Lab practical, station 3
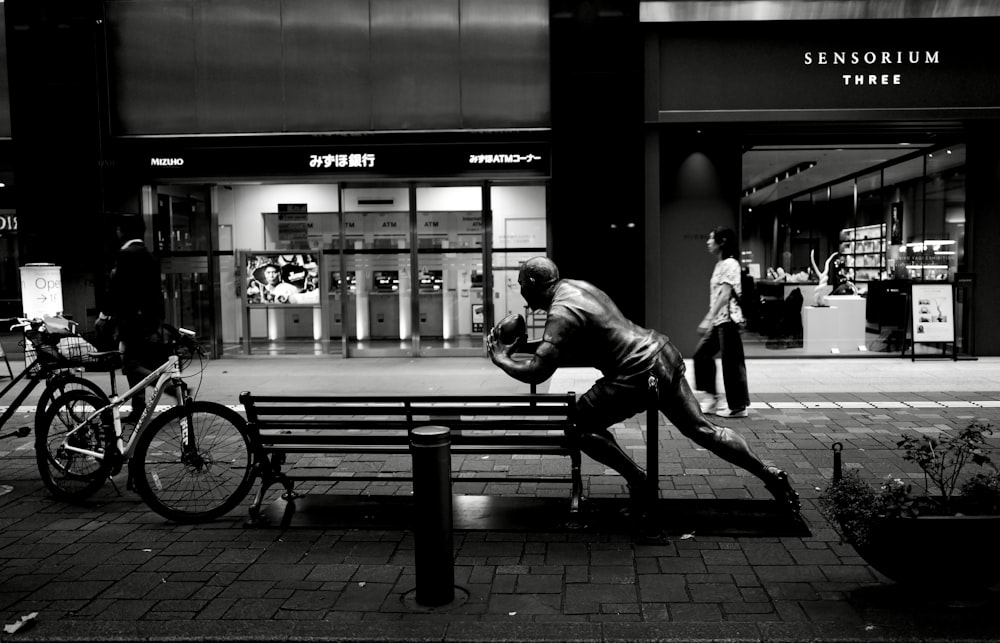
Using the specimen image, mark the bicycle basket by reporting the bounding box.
[22,330,62,377]
[57,335,104,369]
[22,332,102,375]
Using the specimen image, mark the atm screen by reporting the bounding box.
[373,270,399,292]
[330,271,357,293]
[419,270,443,292]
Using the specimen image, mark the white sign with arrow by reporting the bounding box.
[20,263,64,320]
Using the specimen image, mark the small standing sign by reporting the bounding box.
[907,283,957,361]
[19,263,63,320]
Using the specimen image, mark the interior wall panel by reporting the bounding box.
[194,0,284,133]
[460,0,550,128]
[283,0,372,131]
[371,0,461,130]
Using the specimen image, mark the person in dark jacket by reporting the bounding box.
[487,256,799,520]
[96,214,166,423]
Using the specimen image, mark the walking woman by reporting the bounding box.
[694,226,750,418]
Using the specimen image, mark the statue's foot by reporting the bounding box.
[764,467,800,514]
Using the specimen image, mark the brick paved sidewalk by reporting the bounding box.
[2,390,1000,642]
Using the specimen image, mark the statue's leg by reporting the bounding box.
[573,429,647,489]
[572,383,648,500]
[660,375,799,513]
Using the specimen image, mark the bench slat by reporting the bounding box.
[241,393,574,404]
[246,406,572,417]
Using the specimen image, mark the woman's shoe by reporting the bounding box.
[716,407,748,418]
[699,395,722,415]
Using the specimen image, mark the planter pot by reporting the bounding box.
[854,514,1000,593]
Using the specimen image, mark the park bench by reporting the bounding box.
[238,391,582,526]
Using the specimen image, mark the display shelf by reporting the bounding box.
[839,223,886,282]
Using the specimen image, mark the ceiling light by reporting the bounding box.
[742,161,816,198]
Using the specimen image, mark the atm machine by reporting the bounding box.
[328,271,357,338]
[417,270,444,338]
[369,270,400,339]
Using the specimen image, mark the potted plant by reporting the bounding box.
[819,420,1000,595]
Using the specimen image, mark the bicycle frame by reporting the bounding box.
[56,354,190,464]
[0,357,46,437]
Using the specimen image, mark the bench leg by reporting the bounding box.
[569,449,584,514]
[244,461,295,528]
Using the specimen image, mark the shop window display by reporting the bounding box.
[740,143,966,357]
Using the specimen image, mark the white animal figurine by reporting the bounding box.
[810,250,838,307]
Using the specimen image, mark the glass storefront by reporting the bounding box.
[740,142,967,357]
[146,180,549,358]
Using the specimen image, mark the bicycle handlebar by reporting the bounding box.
[4,315,78,336]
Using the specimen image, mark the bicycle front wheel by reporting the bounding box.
[130,401,255,523]
[35,389,115,501]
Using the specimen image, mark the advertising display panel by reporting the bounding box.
[244,252,320,305]
[911,284,954,344]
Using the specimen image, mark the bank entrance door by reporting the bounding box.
[151,187,220,357]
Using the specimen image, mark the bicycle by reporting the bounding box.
[34,324,256,522]
[0,315,118,442]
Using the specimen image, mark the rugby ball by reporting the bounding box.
[494,313,527,344]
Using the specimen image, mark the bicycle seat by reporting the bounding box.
[88,350,120,358]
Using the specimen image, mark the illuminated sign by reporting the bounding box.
[468,153,542,165]
[308,153,376,169]
[134,143,550,178]
[803,50,940,86]
[650,19,1000,121]
[0,214,17,231]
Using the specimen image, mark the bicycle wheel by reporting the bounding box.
[35,389,115,501]
[35,374,109,435]
[130,401,256,523]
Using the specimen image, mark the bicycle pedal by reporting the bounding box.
[16,426,30,438]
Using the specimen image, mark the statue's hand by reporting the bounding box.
[486,326,525,364]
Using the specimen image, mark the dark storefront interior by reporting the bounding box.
[739,140,967,357]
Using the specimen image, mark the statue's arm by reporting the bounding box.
[488,314,571,385]
[489,341,559,385]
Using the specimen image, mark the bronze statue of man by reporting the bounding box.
[487,256,799,516]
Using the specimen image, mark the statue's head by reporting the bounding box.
[518,256,560,311]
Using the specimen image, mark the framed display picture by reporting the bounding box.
[243,251,321,305]
[890,201,903,246]
[909,283,956,360]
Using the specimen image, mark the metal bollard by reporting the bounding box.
[832,442,843,482]
[409,425,455,607]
